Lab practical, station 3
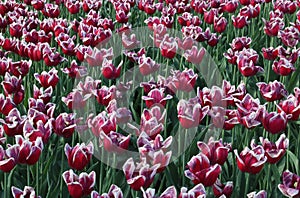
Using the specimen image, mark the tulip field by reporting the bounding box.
[1,0,300,197]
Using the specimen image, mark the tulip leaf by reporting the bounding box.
[287,150,299,175]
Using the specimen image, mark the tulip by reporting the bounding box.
[234,143,267,174]
[91,184,123,198]
[0,145,18,172]
[101,59,122,79]
[87,112,116,137]
[278,26,300,48]
[232,14,249,29]
[138,55,160,76]
[11,186,41,198]
[230,37,252,51]
[177,98,209,128]
[34,68,59,89]
[93,85,116,106]
[142,88,173,108]
[247,190,267,198]
[1,108,26,136]
[16,136,43,165]
[172,68,198,92]
[261,109,288,134]
[177,36,194,50]
[62,60,87,78]
[262,47,278,60]
[213,179,234,198]
[256,80,288,102]
[159,36,177,59]
[278,94,300,121]
[106,100,132,124]
[85,47,114,67]
[203,9,218,25]
[185,153,221,186]
[23,119,52,144]
[42,3,60,18]
[0,94,15,116]
[99,131,130,153]
[138,133,172,172]
[63,170,96,198]
[259,134,288,164]
[122,33,140,49]
[214,16,227,33]
[142,186,177,198]
[64,142,93,170]
[278,170,300,198]
[179,183,206,198]
[184,46,205,65]
[33,85,53,104]
[197,138,231,165]
[222,0,238,13]
[123,158,159,190]
[237,55,264,77]
[129,106,165,138]
[272,58,296,76]
[263,18,284,37]
[53,113,78,138]
[65,0,81,14]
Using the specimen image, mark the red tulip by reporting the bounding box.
[91,184,123,198]
[234,143,267,174]
[138,55,160,76]
[222,0,238,13]
[93,85,116,106]
[263,18,284,37]
[142,88,172,108]
[62,90,88,110]
[203,9,218,25]
[65,0,81,14]
[259,134,288,164]
[1,108,26,136]
[214,16,227,33]
[123,158,159,190]
[85,47,113,67]
[213,179,234,198]
[101,59,122,79]
[179,183,206,198]
[34,68,59,88]
[11,186,41,198]
[53,113,78,138]
[16,135,43,165]
[197,138,231,165]
[62,60,87,78]
[247,190,267,198]
[185,153,221,186]
[230,37,252,51]
[278,94,300,121]
[129,106,165,138]
[278,170,300,198]
[31,0,45,10]
[236,94,261,129]
[63,170,96,198]
[262,47,278,60]
[232,14,249,29]
[138,133,172,173]
[184,46,205,65]
[261,109,288,134]
[0,95,15,116]
[99,131,130,153]
[87,111,116,137]
[64,142,93,170]
[0,145,18,172]
[142,186,177,198]
[159,36,178,59]
[272,58,296,76]
[256,80,288,102]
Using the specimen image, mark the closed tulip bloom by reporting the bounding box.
[138,55,160,76]
[262,47,278,60]
[278,170,300,198]
[1,108,26,136]
[101,59,122,79]
[234,143,267,174]
[261,109,288,134]
[64,142,93,170]
[214,16,227,33]
[185,153,222,186]
[63,170,96,198]
[184,46,206,65]
[53,113,78,138]
[232,14,249,29]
